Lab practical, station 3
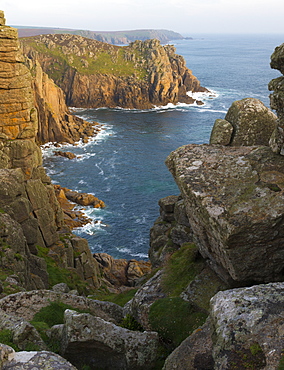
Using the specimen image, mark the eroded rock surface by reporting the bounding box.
[166,144,284,285]
[210,282,284,369]
[61,309,159,370]
[210,98,277,146]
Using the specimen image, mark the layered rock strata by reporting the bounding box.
[21,35,208,109]
[0,11,100,291]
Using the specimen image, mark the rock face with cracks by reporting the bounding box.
[166,144,284,285]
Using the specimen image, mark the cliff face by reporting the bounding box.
[25,54,99,144]
[0,11,99,292]
[21,35,207,109]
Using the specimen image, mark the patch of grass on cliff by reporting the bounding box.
[24,39,147,79]
[90,288,138,307]
[36,245,94,295]
[161,243,204,296]
[0,329,20,351]
[149,297,207,350]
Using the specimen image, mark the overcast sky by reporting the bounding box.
[2,0,284,34]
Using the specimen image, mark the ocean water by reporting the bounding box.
[42,34,284,260]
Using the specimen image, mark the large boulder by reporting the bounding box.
[210,282,284,369]
[210,98,277,146]
[0,290,123,323]
[61,309,159,370]
[166,144,284,285]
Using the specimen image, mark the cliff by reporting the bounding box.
[21,34,207,109]
[0,10,100,294]
[25,54,100,144]
[17,28,185,45]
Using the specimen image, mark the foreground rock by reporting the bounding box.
[166,144,284,285]
[21,35,208,109]
[210,98,277,146]
[0,290,123,323]
[0,345,77,370]
[60,309,159,369]
[210,282,284,369]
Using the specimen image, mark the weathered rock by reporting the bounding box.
[94,252,151,288]
[1,347,77,369]
[0,290,123,323]
[24,55,101,145]
[124,270,166,329]
[210,118,234,145]
[181,266,229,313]
[210,282,284,369]
[149,196,193,267]
[166,144,284,285]
[21,35,208,109]
[54,151,76,159]
[61,309,159,370]
[163,318,213,370]
[210,98,277,147]
[64,188,105,208]
[0,308,46,350]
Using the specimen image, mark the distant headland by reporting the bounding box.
[12,26,191,44]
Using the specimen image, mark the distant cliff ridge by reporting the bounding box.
[21,34,207,109]
[16,27,185,45]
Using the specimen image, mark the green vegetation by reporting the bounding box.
[30,301,91,353]
[149,297,207,349]
[90,288,137,307]
[278,350,284,370]
[161,243,204,296]
[37,245,94,295]
[23,38,147,82]
[0,329,20,351]
[120,314,144,332]
[148,243,207,357]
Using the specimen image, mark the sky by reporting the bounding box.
[2,0,284,35]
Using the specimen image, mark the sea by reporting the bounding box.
[42,33,284,260]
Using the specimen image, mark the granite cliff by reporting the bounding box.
[21,34,207,109]
[0,10,100,295]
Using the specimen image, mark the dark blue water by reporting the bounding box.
[42,34,284,259]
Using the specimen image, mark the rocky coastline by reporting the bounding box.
[1,8,284,369]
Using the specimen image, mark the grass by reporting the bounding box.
[30,300,91,353]
[23,38,147,81]
[0,329,20,351]
[148,297,207,350]
[161,243,204,296]
[36,245,94,295]
[90,288,137,307]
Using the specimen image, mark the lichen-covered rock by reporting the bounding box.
[166,144,284,285]
[210,99,276,147]
[209,118,234,145]
[163,318,213,370]
[1,348,77,369]
[149,195,193,267]
[210,282,284,369]
[0,290,123,323]
[124,270,166,329]
[61,309,159,370]
[0,309,46,350]
[21,35,207,109]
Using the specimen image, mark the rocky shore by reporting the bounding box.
[1,8,284,369]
